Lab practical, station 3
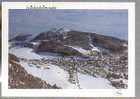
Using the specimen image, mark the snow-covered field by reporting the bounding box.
[9,47,41,59]
[20,62,114,89]
[21,62,78,89]
[78,73,114,89]
[9,47,62,60]
[10,46,115,89]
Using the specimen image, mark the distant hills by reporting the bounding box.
[10,28,128,56]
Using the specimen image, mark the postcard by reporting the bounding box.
[2,2,135,97]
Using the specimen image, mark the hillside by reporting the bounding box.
[9,28,128,89]
[31,29,127,54]
[9,54,60,89]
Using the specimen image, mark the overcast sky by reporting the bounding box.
[9,9,128,40]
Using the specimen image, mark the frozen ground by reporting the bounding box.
[9,47,62,60]
[10,47,115,89]
[9,47,41,59]
[21,62,78,89]
[78,73,114,89]
[20,61,114,89]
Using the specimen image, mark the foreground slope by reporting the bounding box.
[9,53,60,89]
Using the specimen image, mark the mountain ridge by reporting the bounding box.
[10,28,128,56]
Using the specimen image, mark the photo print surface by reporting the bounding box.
[2,2,135,97]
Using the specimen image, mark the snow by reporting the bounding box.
[78,73,114,89]
[20,61,114,89]
[20,62,78,89]
[68,46,90,55]
[67,45,100,56]
[88,36,100,52]
[31,42,40,46]
[9,47,41,59]
[9,47,62,60]
[90,44,100,52]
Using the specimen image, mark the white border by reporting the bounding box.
[2,2,135,97]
